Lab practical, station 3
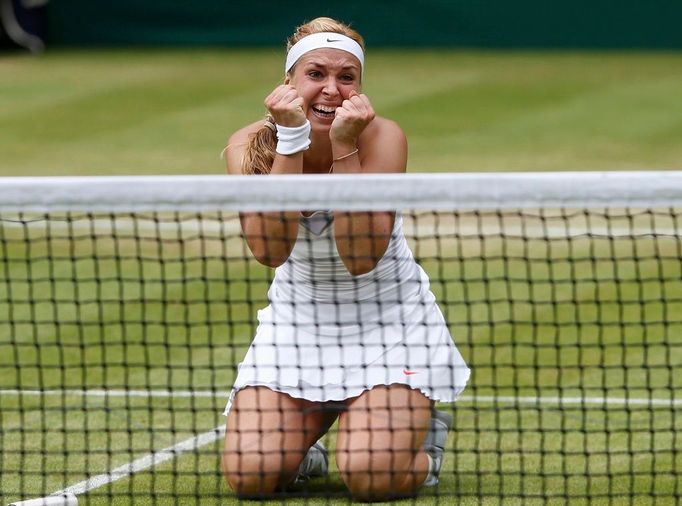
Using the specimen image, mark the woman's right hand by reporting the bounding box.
[264,85,306,127]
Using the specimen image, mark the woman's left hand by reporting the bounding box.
[330,90,375,147]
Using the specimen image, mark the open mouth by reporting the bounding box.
[312,105,336,119]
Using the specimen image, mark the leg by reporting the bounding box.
[336,384,432,501]
[222,386,336,497]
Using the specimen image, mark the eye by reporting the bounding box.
[340,74,355,82]
[308,70,323,78]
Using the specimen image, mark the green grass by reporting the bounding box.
[0,49,681,175]
[1,49,682,504]
[2,211,681,504]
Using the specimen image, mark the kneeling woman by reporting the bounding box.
[221,16,470,500]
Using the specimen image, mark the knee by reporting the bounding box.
[221,451,282,497]
[338,453,417,501]
[342,471,390,501]
[341,469,410,502]
[222,446,308,497]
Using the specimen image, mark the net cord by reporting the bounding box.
[0,171,681,212]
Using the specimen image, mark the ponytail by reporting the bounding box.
[241,116,277,175]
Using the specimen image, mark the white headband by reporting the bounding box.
[285,32,364,76]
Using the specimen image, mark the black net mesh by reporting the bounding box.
[1,207,680,505]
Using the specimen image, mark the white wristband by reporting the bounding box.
[276,120,311,155]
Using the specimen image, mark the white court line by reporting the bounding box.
[0,388,224,398]
[4,386,680,501]
[55,424,225,496]
[3,213,680,239]
[1,387,681,407]
[461,394,682,407]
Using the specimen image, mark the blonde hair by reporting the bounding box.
[241,17,364,175]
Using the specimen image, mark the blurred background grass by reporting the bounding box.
[2,3,682,504]
[1,48,681,176]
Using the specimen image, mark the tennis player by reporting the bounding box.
[221,17,470,500]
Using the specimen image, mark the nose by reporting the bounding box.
[322,77,340,98]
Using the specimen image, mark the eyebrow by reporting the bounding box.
[303,60,359,71]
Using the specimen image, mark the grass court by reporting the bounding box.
[1,49,682,504]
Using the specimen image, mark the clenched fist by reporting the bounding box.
[264,85,307,127]
[330,90,375,146]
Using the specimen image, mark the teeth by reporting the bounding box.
[314,105,335,113]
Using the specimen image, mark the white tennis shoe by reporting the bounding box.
[423,408,453,487]
[295,440,329,482]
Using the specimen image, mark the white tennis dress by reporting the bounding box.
[224,212,470,413]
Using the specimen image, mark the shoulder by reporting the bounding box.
[358,116,407,174]
[363,116,406,145]
[223,120,264,175]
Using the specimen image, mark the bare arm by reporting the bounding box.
[330,92,408,276]
[226,85,309,267]
[226,139,301,267]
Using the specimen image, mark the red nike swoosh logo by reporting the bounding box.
[402,369,419,376]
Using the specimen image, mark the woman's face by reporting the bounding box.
[287,48,362,131]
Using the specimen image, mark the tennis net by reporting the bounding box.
[1,172,681,505]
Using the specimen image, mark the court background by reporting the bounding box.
[1,0,682,177]
[1,2,682,505]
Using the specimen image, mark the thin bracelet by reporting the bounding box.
[333,148,359,162]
